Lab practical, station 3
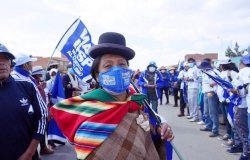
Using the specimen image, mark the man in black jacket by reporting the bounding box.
[0,43,47,160]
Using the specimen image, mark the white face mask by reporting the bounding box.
[160,70,166,73]
[51,75,56,81]
[148,66,156,72]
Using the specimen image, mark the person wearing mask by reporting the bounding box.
[198,61,220,137]
[0,44,47,160]
[158,66,171,105]
[62,64,82,98]
[50,32,174,160]
[185,58,199,122]
[216,59,238,146]
[46,68,57,95]
[138,61,163,113]
[177,62,189,117]
[169,67,179,107]
[45,61,59,81]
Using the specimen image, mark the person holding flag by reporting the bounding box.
[51,32,174,160]
[216,58,238,145]
[138,61,163,113]
[227,54,250,160]
[198,60,220,137]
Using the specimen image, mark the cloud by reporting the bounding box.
[0,0,249,70]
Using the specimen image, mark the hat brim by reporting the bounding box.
[89,43,135,60]
[242,59,250,65]
[159,68,167,70]
[197,65,213,70]
[48,62,59,67]
[241,55,250,65]
[30,57,37,62]
[32,70,45,75]
[0,52,15,59]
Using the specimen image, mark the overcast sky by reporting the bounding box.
[1,0,249,70]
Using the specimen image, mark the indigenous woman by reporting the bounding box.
[51,32,174,160]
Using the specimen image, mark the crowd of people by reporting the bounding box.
[0,44,97,159]
[131,51,250,160]
[1,32,250,160]
[0,32,174,160]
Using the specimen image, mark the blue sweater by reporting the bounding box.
[0,76,47,160]
[137,70,163,99]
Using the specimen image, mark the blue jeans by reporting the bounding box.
[204,93,220,134]
[199,93,205,122]
[150,99,158,113]
[234,108,249,155]
[247,113,250,144]
[208,93,220,134]
[220,102,233,138]
[203,94,212,129]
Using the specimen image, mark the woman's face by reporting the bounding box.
[96,54,128,80]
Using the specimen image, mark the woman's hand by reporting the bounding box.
[157,123,174,141]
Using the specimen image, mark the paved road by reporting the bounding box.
[41,96,240,160]
[157,99,239,160]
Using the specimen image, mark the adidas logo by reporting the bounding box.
[20,98,28,106]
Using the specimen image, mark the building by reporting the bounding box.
[184,53,218,64]
[33,56,69,72]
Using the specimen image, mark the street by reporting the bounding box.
[41,96,240,160]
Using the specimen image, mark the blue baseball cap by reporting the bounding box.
[0,43,15,59]
[148,61,157,67]
[241,54,250,65]
[198,60,213,70]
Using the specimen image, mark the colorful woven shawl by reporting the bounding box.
[50,89,146,159]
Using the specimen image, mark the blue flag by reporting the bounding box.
[57,18,94,82]
[48,72,67,143]
[144,107,173,160]
[203,71,242,127]
[203,71,233,89]
[51,72,65,103]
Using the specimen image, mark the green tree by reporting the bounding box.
[225,46,235,57]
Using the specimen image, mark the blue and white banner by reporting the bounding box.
[57,18,94,82]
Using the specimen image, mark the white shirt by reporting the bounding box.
[232,73,247,108]
[177,70,188,89]
[201,70,217,93]
[217,70,237,102]
[237,67,250,112]
[187,66,199,89]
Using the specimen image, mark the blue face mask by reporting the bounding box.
[68,68,74,74]
[188,63,194,68]
[98,66,132,95]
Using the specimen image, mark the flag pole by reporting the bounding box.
[130,81,184,160]
[45,17,81,72]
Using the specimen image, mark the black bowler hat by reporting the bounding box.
[88,32,135,60]
[198,61,213,70]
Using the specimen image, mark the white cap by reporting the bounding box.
[14,53,37,66]
[217,58,231,65]
[32,66,45,75]
[183,61,189,66]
